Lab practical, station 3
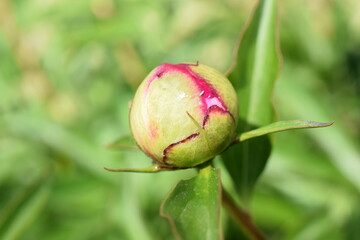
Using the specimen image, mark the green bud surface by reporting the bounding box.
[130,63,238,168]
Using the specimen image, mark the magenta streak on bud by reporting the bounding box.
[146,63,228,114]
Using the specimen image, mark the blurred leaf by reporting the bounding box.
[116,42,147,90]
[105,135,138,150]
[160,165,221,240]
[222,0,280,202]
[344,208,360,240]
[277,65,360,192]
[0,180,51,240]
[238,120,334,142]
[3,113,118,184]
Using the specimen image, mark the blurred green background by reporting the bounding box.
[1,0,359,239]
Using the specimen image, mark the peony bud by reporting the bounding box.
[129,63,238,168]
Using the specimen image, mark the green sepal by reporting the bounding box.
[104,163,186,173]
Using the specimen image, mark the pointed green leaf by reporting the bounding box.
[222,0,280,202]
[105,135,138,150]
[238,120,335,142]
[160,165,221,240]
[226,0,280,128]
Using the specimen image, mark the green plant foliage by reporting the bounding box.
[160,165,221,240]
[0,0,359,239]
[0,181,51,240]
[221,0,280,202]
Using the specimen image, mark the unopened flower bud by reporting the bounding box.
[130,63,238,168]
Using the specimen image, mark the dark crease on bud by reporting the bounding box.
[162,132,200,164]
[162,106,235,164]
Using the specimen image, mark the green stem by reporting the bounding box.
[222,188,266,240]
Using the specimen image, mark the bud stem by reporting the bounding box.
[222,187,266,240]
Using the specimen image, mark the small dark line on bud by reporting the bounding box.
[162,133,200,164]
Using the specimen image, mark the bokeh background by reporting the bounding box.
[1,0,360,239]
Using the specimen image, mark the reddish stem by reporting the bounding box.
[222,188,266,240]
